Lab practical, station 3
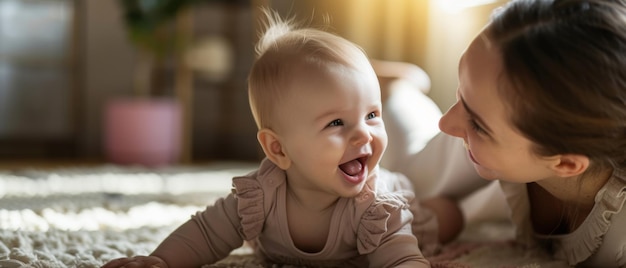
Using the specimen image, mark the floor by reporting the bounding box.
[0,159,105,170]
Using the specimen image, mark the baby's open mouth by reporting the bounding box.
[339,156,368,184]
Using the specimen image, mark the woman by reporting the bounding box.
[409,0,626,266]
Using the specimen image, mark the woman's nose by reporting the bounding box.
[438,102,466,139]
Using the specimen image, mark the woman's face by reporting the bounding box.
[438,30,558,183]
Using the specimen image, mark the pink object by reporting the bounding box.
[104,98,181,167]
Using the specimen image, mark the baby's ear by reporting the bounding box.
[257,128,291,170]
[551,154,589,177]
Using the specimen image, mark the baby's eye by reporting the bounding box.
[366,112,377,120]
[328,119,343,127]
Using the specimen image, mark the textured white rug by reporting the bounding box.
[0,164,569,268]
[0,163,256,268]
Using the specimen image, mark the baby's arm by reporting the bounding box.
[101,194,244,268]
[101,220,215,268]
[101,255,166,268]
[366,205,430,268]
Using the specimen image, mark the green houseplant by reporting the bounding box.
[119,0,201,96]
[105,0,245,166]
[104,0,199,167]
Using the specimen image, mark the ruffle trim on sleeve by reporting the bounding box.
[232,176,265,241]
[357,193,408,254]
[553,169,626,265]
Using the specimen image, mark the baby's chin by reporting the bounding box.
[342,184,368,199]
[342,188,365,199]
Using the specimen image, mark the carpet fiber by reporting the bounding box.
[0,164,568,267]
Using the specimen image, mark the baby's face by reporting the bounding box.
[274,62,387,198]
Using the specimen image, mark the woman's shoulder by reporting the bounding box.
[542,168,626,266]
[588,168,626,228]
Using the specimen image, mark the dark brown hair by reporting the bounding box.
[488,0,626,171]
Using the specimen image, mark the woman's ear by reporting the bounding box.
[551,154,589,177]
[257,128,291,170]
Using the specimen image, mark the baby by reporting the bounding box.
[102,9,445,268]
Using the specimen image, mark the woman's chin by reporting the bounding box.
[473,164,499,181]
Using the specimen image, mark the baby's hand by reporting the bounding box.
[101,255,167,268]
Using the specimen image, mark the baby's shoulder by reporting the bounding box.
[231,159,286,240]
[352,186,413,254]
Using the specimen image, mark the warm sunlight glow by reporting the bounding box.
[437,0,499,13]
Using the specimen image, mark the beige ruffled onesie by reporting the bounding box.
[156,159,437,267]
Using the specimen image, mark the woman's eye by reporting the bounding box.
[469,119,486,134]
[366,112,377,120]
[328,119,343,127]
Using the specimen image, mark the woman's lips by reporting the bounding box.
[468,150,479,164]
[463,140,479,165]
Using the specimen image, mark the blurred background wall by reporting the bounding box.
[0,0,504,164]
[277,0,504,111]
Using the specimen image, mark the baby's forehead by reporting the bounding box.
[260,51,377,104]
[285,60,374,92]
[292,57,373,75]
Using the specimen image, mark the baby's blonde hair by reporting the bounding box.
[248,9,373,130]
